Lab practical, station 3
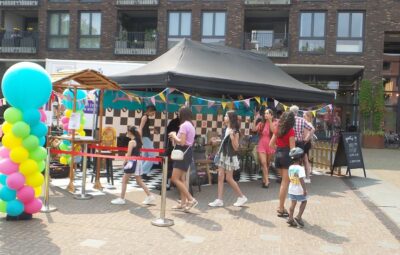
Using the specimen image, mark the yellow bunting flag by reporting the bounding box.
[312,111,316,117]
[221,101,227,109]
[183,93,191,102]
[283,105,288,111]
[134,96,141,104]
[159,92,166,102]
[255,96,261,104]
[262,101,268,107]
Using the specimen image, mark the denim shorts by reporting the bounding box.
[289,194,307,202]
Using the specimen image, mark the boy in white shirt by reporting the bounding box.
[287,147,307,227]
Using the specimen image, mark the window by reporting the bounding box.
[201,11,226,45]
[336,12,364,53]
[168,12,191,48]
[48,12,70,49]
[299,12,326,53]
[79,12,101,49]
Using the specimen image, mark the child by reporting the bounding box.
[111,126,155,205]
[287,147,307,227]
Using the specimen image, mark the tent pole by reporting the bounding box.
[163,88,169,152]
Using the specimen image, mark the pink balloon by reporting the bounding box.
[24,198,42,214]
[61,117,69,124]
[62,123,69,130]
[39,109,47,122]
[6,172,25,190]
[0,147,10,158]
[0,158,19,175]
[17,186,35,204]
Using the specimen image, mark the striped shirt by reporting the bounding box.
[294,116,313,142]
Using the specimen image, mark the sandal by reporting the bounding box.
[277,209,289,217]
[294,217,304,227]
[172,203,186,210]
[287,219,298,227]
[184,199,198,212]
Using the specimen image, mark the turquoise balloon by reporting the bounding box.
[30,122,48,137]
[1,62,52,110]
[62,140,71,146]
[62,89,87,110]
[29,147,47,161]
[0,174,7,185]
[38,136,46,147]
[0,187,17,201]
[23,109,41,126]
[12,121,31,138]
[4,107,22,124]
[6,200,24,216]
[22,135,39,151]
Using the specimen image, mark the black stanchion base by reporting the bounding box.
[6,213,33,221]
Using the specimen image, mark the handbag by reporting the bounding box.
[171,146,191,161]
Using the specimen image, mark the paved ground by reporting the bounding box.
[1,149,400,255]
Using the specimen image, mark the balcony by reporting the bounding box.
[244,32,288,58]
[116,0,158,5]
[115,31,157,55]
[244,0,290,4]
[0,30,37,54]
[0,0,39,6]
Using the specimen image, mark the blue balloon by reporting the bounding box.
[23,109,41,126]
[62,89,87,110]
[31,122,48,137]
[38,136,46,146]
[0,186,17,201]
[0,174,7,186]
[1,62,52,110]
[6,200,24,216]
[63,140,71,146]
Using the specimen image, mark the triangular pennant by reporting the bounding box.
[168,88,175,94]
[262,101,268,107]
[183,93,191,102]
[208,101,215,108]
[255,96,261,104]
[283,105,288,111]
[159,92,166,102]
[150,96,156,105]
[244,99,250,108]
[274,99,279,107]
[134,96,141,104]
[312,111,316,117]
[234,101,240,109]
[221,102,227,109]
[327,104,333,110]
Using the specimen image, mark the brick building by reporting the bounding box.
[0,0,399,133]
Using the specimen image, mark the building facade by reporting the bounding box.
[0,0,399,133]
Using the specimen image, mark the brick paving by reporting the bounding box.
[1,171,400,255]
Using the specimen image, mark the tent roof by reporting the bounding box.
[110,39,334,103]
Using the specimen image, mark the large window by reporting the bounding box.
[336,12,364,53]
[201,11,226,45]
[48,12,70,49]
[299,12,325,53]
[79,12,101,49]
[168,12,191,48]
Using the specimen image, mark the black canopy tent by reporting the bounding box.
[110,39,334,103]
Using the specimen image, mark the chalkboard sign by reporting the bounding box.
[332,132,366,177]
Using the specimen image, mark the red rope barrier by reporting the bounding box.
[50,149,163,163]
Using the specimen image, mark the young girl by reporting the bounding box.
[111,126,155,205]
[209,110,247,207]
[303,111,315,183]
[252,108,275,188]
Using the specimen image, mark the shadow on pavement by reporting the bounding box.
[171,212,223,231]
[300,223,350,244]
[224,207,276,228]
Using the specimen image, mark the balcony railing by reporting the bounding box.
[0,0,39,6]
[115,31,157,55]
[244,32,289,58]
[244,0,290,5]
[116,0,158,5]
[0,31,37,54]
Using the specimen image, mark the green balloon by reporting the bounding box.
[0,200,6,213]
[29,146,47,161]
[12,121,31,138]
[59,143,69,151]
[22,135,39,151]
[38,160,46,172]
[4,107,22,124]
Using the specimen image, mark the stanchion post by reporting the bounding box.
[74,143,93,200]
[41,147,57,213]
[151,156,174,227]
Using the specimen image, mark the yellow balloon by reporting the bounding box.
[2,133,22,149]
[34,186,42,198]
[26,172,44,187]
[10,146,29,163]
[79,131,86,137]
[19,159,39,176]
[2,121,12,134]
[60,156,68,165]
[65,109,72,118]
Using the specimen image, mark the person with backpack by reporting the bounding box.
[209,110,247,207]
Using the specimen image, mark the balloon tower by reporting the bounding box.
[0,62,52,217]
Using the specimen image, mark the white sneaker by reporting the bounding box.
[311,170,322,176]
[304,178,311,184]
[142,195,156,205]
[208,199,224,207]
[233,196,248,207]
[111,198,126,205]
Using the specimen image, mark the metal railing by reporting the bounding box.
[0,0,39,6]
[0,31,37,54]
[244,0,290,5]
[116,0,158,5]
[114,31,157,55]
[243,32,289,58]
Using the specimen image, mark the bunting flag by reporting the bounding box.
[168,88,176,94]
[221,101,227,109]
[183,93,191,102]
[159,92,166,102]
[244,99,250,108]
[327,104,333,110]
[150,96,156,105]
[312,111,317,117]
[283,105,288,111]
[208,100,215,108]
[274,99,279,107]
[234,101,240,109]
[262,101,268,107]
[134,96,141,104]
[255,96,261,104]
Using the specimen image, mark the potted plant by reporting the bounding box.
[359,79,385,148]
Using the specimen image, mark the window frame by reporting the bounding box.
[167,11,192,38]
[78,11,102,50]
[298,11,327,54]
[336,11,365,54]
[47,11,70,50]
[201,11,227,39]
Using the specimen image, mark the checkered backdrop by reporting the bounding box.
[103,109,253,149]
